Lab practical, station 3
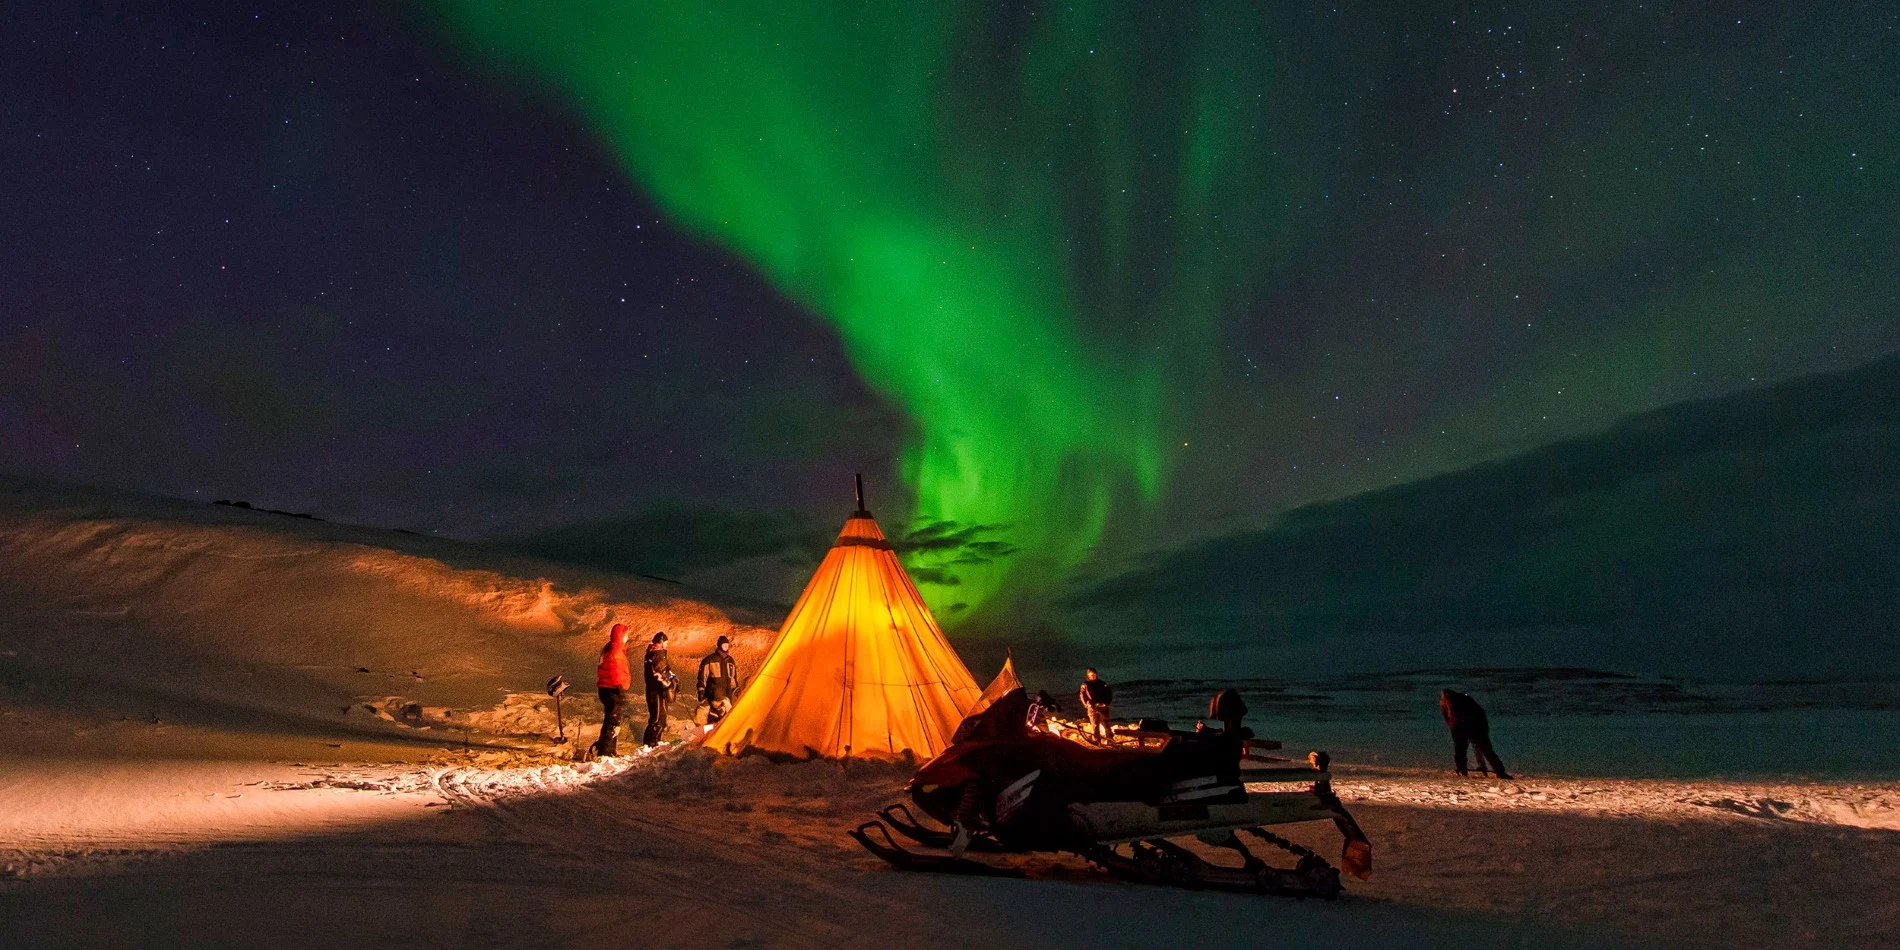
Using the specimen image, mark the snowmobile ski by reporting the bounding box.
[847,820,1023,877]
[1084,835,1339,899]
[877,804,1006,853]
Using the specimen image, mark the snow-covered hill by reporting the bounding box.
[1068,352,1900,680]
[0,477,776,758]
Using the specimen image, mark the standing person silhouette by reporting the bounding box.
[696,635,742,724]
[1078,668,1114,744]
[641,632,674,747]
[592,623,631,757]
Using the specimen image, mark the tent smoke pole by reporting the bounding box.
[854,473,866,513]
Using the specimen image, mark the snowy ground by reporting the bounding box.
[3,741,1896,948]
[2,481,1896,947]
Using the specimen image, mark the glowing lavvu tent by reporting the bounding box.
[706,476,983,759]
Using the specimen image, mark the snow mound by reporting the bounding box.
[0,478,776,758]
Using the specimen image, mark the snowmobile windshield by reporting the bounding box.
[950,687,1031,744]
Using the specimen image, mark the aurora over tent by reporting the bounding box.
[6,2,1895,626]
[422,2,1315,610]
[10,5,1900,943]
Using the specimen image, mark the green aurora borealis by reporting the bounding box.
[424,2,1898,616]
[426,2,1314,610]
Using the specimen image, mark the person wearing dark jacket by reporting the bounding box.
[593,623,631,757]
[1207,688,1253,738]
[1199,688,1256,786]
[696,635,742,724]
[1439,689,1513,779]
[1078,668,1114,743]
[642,632,674,747]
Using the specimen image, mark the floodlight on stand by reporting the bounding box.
[546,674,569,740]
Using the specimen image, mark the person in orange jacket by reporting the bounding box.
[592,623,631,757]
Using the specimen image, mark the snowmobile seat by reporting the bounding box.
[1163,732,1251,792]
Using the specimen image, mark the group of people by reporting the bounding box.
[1016,668,1116,742]
[590,623,744,758]
[1057,667,1515,779]
[1060,670,1245,746]
[586,623,1512,777]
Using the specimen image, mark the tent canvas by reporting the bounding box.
[706,489,982,759]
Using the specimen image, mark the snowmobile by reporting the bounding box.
[850,687,1372,899]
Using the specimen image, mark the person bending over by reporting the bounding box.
[1026,690,1059,731]
[1440,688,1513,779]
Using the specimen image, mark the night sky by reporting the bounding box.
[5,2,1896,617]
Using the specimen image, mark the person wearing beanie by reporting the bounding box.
[641,631,675,746]
[696,635,743,725]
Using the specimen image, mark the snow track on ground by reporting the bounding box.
[244,739,699,822]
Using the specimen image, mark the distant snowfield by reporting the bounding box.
[1333,770,1900,830]
[1,480,1896,947]
[1102,674,1900,779]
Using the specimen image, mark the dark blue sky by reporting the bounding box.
[4,3,901,538]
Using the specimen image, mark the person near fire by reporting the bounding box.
[1078,668,1114,744]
